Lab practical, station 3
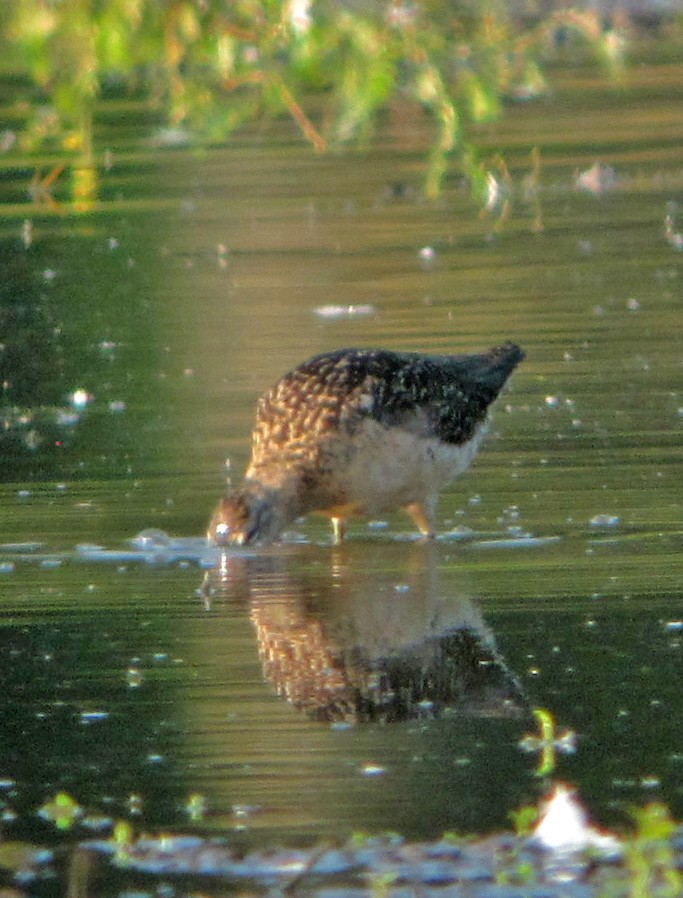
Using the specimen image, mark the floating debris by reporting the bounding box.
[471,536,561,550]
[79,710,110,724]
[575,163,616,196]
[71,532,212,567]
[313,304,376,319]
[664,213,683,251]
[0,542,44,553]
[39,558,62,569]
[532,783,620,855]
[130,528,172,550]
[589,514,620,529]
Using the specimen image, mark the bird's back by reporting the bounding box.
[250,343,524,462]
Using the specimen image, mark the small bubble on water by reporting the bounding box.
[418,245,436,268]
[40,559,62,570]
[361,764,386,777]
[21,218,32,248]
[131,529,171,550]
[590,513,620,528]
[70,389,92,409]
[232,804,260,818]
[185,793,207,821]
[640,776,660,789]
[126,667,143,688]
[127,794,143,816]
[80,710,110,724]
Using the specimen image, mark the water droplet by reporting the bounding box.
[126,667,143,689]
[70,389,92,409]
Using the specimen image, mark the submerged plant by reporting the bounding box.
[3,1,628,202]
[624,803,682,898]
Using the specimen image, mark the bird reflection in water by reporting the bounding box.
[200,543,526,724]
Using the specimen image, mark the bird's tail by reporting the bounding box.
[454,342,525,402]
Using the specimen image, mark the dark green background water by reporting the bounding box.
[0,59,681,849]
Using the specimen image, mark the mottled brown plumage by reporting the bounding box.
[208,343,524,545]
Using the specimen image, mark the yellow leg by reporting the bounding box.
[331,516,346,544]
[404,501,436,538]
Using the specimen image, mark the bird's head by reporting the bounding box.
[207,486,286,546]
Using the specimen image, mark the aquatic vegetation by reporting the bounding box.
[518,708,577,777]
[624,804,682,898]
[37,790,82,830]
[1,785,681,896]
[2,1,628,202]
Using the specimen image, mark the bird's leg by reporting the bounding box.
[331,516,346,544]
[404,501,436,538]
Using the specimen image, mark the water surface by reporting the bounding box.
[0,59,681,862]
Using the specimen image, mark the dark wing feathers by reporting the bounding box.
[253,345,523,449]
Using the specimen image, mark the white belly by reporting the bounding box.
[331,418,488,515]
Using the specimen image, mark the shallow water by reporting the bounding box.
[0,54,682,872]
